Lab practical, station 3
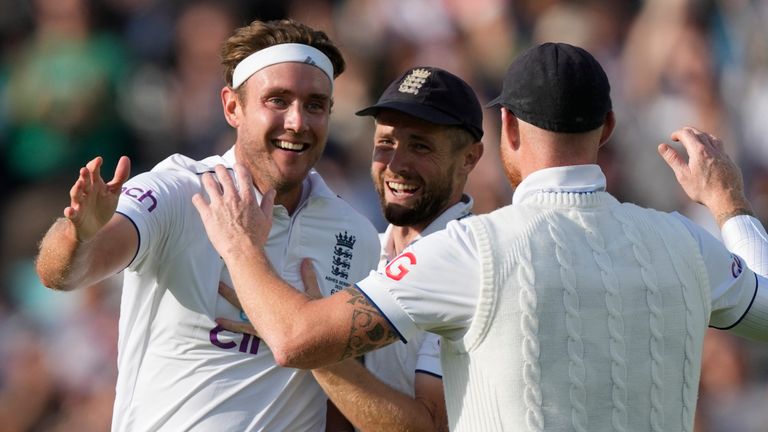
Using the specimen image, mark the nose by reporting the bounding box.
[284,102,307,133]
[386,144,411,175]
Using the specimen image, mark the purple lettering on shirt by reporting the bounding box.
[210,325,260,355]
[210,325,237,349]
[121,186,159,212]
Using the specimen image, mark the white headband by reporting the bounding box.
[231,43,335,90]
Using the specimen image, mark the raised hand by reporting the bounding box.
[192,163,276,260]
[65,156,131,242]
[658,127,753,227]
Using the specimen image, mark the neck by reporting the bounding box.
[518,128,601,180]
[390,225,422,256]
[234,146,305,215]
[274,185,303,215]
[388,196,463,255]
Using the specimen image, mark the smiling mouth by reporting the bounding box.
[387,181,419,196]
[273,140,308,152]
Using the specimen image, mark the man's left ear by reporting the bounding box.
[599,111,616,148]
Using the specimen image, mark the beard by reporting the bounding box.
[500,145,522,188]
[375,167,456,228]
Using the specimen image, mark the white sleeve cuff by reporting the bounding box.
[721,215,768,276]
[414,333,442,378]
[355,280,420,344]
[725,274,768,341]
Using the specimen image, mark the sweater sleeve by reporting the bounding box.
[674,213,768,339]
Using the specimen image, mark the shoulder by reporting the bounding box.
[133,153,229,189]
[120,153,230,212]
[152,152,228,176]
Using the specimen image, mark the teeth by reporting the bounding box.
[387,182,417,192]
[274,140,305,151]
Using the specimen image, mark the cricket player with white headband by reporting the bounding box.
[36,19,379,431]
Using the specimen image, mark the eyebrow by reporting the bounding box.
[407,133,433,142]
[265,87,331,101]
[375,130,435,144]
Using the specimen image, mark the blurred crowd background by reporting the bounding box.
[1,0,768,430]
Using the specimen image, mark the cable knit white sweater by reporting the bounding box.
[442,191,710,432]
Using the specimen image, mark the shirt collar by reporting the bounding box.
[512,164,606,205]
[380,194,474,262]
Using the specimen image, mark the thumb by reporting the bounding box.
[107,156,132,190]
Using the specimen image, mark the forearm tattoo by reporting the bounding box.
[339,287,399,361]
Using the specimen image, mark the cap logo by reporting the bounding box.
[398,68,431,95]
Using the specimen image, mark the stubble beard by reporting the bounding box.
[375,167,456,228]
[501,146,522,189]
[247,148,316,197]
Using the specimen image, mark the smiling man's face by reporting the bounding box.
[232,61,332,199]
[370,110,467,230]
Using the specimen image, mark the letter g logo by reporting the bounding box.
[385,252,417,281]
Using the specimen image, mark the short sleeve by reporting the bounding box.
[356,220,482,342]
[673,213,758,328]
[116,171,195,271]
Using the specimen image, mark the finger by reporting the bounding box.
[107,156,131,190]
[218,281,243,310]
[64,206,78,220]
[706,133,725,152]
[86,156,104,187]
[658,143,688,179]
[691,128,714,149]
[200,172,223,201]
[191,193,209,216]
[670,127,693,143]
[69,170,88,202]
[261,189,276,216]
[670,127,707,161]
[79,163,95,196]
[215,318,260,337]
[214,165,237,199]
[684,126,702,135]
[233,163,255,203]
[300,259,322,299]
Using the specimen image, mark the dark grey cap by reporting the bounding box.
[487,42,612,133]
[356,66,484,141]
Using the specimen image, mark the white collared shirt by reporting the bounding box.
[357,165,768,341]
[113,147,380,431]
[364,197,473,395]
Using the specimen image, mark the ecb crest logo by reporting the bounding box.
[325,231,356,294]
[398,68,431,95]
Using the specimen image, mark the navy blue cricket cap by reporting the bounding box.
[487,42,612,133]
[356,66,484,141]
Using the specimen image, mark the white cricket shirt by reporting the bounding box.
[357,165,768,342]
[363,197,473,395]
[112,148,379,431]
